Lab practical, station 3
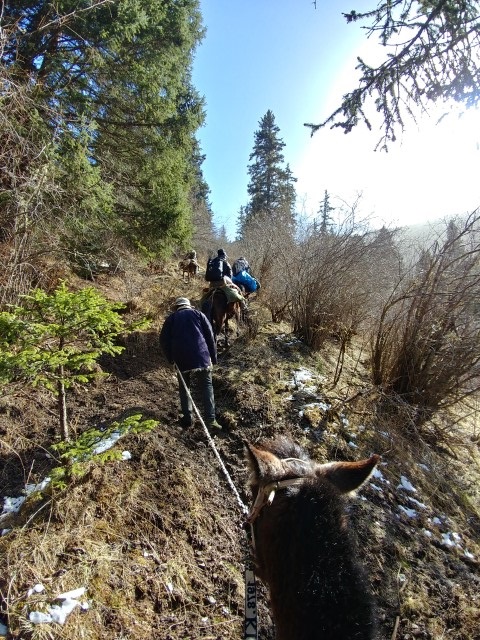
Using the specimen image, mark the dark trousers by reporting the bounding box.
[177,368,215,423]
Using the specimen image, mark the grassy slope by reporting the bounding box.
[1,264,479,640]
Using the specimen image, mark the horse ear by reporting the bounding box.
[244,441,282,484]
[319,455,380,494]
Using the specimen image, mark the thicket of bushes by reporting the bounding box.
[239,209,480,428]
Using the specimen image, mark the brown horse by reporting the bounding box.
[245,435,379,640]
[201,289,241,346]
[178,259,198,282]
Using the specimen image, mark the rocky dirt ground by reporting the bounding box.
[1,264,479,640]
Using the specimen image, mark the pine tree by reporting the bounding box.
[236,206,247,241]
[305,1,480,149]
[240,110,297,238]
[318,190,335,234]
[1,0,205,258]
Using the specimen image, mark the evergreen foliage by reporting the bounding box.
[317,190,335,234]
[50,414,159,488]
[240,110,297,239]
[305,1,480,148]
[1,0,206,271]
[0,282,148,440]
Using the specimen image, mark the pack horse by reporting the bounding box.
[201,289,241,347]
[179,258,198,282]
[245,435,380,640]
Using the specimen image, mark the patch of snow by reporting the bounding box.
[25,478,51,496]
[304,401,330,412]
[48,598,81,625]
[348,441,358,449]
[0,621,7,636]
[92,431,122,454]
[0,496,26,520]
[1,478,51,523]
[275,334,302,346]
[29,611,52,624]
[57,587,85,600]
[398,476,417,492]
[406,496,427,510]
[399,505,418,518]
[121,451,132,460]
[299,400,331,418]
[441,533,457,547]
[28,584,45,597]
[292,368,314,384]
[422,529,433,537]
[29,586,87,626]
[372,467,390,484]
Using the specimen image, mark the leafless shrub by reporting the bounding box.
[290,204,401,352]
[371,211,480,424]
[238,210,297,322]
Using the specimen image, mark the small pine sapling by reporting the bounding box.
[0,281,148,440]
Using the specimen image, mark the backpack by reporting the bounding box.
[232,258,248,276]
[233,270,258,293]
[205,256,224,282]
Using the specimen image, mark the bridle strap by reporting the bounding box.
[246,477,306,524]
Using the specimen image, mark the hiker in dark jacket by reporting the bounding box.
[159,297,222,429]
[205,248,232,285]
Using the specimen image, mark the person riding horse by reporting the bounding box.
[204,249,248,314]
[179,250,199,280]
[231,255,260,296]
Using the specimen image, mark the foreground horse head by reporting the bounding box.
[245,436,379,640]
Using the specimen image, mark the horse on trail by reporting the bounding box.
[245,435,379,640]
[201,289,241,347]
[179,259,198,282]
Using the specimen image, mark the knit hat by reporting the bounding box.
[175,297,191,309]
[218,248,227,259]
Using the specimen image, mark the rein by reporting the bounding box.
[174,364,258,639]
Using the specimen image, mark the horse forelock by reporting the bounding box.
[248,436,315,486]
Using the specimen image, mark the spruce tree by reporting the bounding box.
[241,110,297,238]
[306,1,480,149]
[1,0,205,258]
[318,190,335,234]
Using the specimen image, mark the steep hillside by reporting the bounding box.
[1,265,479,640]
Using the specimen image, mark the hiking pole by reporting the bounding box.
[173,363,249,516]
[173,363,258,640]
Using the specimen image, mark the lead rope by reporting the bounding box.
[174,364,258,640]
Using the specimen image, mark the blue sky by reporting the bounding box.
[192,1,480,239]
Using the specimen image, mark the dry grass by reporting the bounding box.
[1,266,480,640]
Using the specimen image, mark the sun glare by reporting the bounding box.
[294,104,480,229]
